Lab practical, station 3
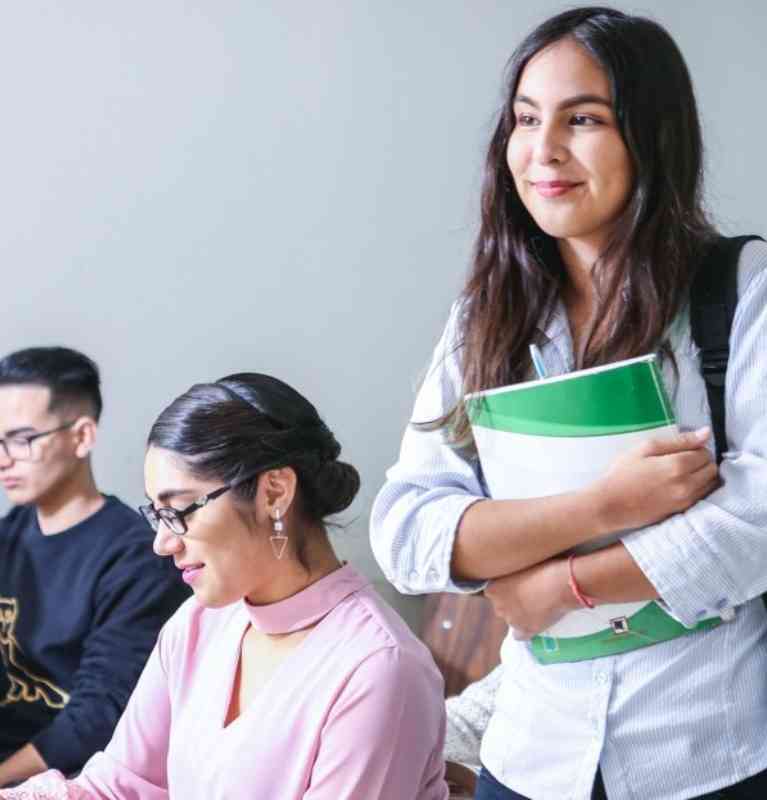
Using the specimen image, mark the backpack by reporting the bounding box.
[689,235,764,463]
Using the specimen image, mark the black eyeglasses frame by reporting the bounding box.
[0,420,77,462]
[139,485,231,536]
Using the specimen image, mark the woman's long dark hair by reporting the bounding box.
[148,373,360,563]
[445,6,716,443]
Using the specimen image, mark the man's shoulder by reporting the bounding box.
[72,495,158,569]
[0,503,33,529]
[89,494,153,542]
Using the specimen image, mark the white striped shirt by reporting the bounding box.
[371,240,767,800]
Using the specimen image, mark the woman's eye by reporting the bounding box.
[570,114,601,126]
[516,113,539,127]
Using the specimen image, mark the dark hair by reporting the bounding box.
[442,6,716,443]
[147,373,360,560]
[0,346,103,421]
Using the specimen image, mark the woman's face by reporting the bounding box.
[506,37,633,249]
[144,446,281,608]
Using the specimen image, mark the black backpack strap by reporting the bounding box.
[689,235,764,463]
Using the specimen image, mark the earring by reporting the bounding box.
[270,508,288,560]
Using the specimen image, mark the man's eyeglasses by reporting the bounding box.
[139,485,231,536]
[0,421,76,462]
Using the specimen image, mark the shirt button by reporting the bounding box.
[408,569,419,584]
[427,568,440,583]
[595,671,609,686]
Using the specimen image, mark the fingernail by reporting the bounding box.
[694,426,711,440]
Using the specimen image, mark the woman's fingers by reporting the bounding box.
[638,426,711,458]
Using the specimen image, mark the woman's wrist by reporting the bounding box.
[577,482,615,540]
[551,557,582,614]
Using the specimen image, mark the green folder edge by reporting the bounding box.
[466,358,675,438]
[531,602,721,664]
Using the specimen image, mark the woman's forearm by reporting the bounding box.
[571,542,658,604]
[451,486,611,581]
[450,428,716,582]
[0,744,47,789]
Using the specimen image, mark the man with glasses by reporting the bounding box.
[0,347,188,787]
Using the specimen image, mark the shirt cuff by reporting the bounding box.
[389,495,487,595]
[622,514,735,628]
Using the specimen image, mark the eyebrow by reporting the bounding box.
[513,93,613,111]
[146,489,198,504]
[3,427,37,437]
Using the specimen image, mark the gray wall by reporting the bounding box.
[1,1,764,630]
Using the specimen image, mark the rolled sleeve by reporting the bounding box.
[624,249,767,627]
[370,302,488,595]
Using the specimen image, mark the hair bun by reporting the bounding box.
[308,460,360,517]
[317,425,341,463]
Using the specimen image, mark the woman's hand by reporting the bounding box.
[484,558,576,639]
[593,426,719,533]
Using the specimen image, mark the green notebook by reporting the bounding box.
[465,354,721,665]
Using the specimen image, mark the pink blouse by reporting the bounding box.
[3,564,449,799]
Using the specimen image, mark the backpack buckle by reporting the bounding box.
[701,348,729,387]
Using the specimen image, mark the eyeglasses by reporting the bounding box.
[138,485,231,536]
[0,421,77,462]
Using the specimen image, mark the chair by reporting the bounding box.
[421,592,507,697]
[421,592,507,799]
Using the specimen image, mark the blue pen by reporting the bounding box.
[529,343,548,379]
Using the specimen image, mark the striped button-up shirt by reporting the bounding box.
[371,240,767,800]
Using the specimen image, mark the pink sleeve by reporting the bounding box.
[304,648,449,800]
[70,626,173,800]
[0,628,173,800]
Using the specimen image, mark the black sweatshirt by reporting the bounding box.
[0,495,189,773]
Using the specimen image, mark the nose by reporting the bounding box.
[0,445,14,470]
[153,524,184,558]
[533,119,568,165]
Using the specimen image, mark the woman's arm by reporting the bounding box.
[0,619,178,800]
[452,429,715,581]
[620,244,767,626]
[371,303,718,592]
[484,544,656,638]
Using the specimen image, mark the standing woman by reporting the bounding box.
[371,7,767,800]
[2,373,449,799]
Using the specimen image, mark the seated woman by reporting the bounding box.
[444,664,502,793]
[2,373,449,799]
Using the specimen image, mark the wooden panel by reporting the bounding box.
[421,592,507,698]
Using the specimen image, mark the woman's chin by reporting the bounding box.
[192,583,240,609]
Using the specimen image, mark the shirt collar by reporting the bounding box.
[242,562,367,634]
[537,297,570,342]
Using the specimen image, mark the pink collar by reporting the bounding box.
[242,563,367,634]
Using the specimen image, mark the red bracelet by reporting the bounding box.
[568,554,597,609]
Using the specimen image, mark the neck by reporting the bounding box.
[557,235,604,307]
[246,532,342,607]
[36,463,105,535]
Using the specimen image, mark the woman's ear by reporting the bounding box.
[72,416,98,459]
[258,467,298,520]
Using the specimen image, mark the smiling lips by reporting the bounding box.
[532,180,582,198]
[178,563,205,584]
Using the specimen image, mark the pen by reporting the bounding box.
[529,344,548,379]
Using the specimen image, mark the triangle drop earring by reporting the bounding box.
[270,508,288,560]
